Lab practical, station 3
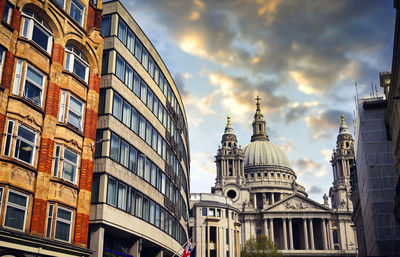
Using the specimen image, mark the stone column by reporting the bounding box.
[309,218,315,250]
[264,218,269,236]
[129,238,141,257]
[89,225,104,257]
[303,218,309,250]
[269,218,274,243]
[288,218,293,250]
[250,219,254,237]
[327,219,334,249]
[155,249,163,257]
[322,218,328,250]
[271,193,275,205]
[253,194,257,209]
[283,218,288,250]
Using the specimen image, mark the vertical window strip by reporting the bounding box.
[13,60,23,95]
[46,204,54,238]
[3,120,14,156]
[59,91,67,122]
[53,144,61,177]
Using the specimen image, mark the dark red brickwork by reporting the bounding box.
[45,82,60,117]
[94,9,102,30]
[52,44,64,65]
[84,108,97,141]
[0,112,5,148]
[86,4,95,32]
[88,72,100,93]
[0,0,6,22]
[74,212,89,246]
[80,159,93,191]
[11,8,21,31]
[30,198,47,237]
[37,138,54,174]
[1,51,14,90]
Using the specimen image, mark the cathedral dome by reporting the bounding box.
[243,140,292,169]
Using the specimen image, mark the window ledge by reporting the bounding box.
[49,177,80,191]
[1,20,14,32]
[18,37,51,62]
[9,95,45,114]
[62,70,88,87]
[57,122,84,138]
[0,156,37,174]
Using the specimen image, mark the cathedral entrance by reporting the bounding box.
[292,218,302,250]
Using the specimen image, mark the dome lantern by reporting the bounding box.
[251,96,269,142]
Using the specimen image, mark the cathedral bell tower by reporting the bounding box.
[329,115,355,211]
[251,96,269,142]
[212,115,245,195]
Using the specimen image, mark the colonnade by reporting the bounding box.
[245,217,335,251]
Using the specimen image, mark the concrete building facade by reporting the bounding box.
[189,193,241,257]
[351,95,400,256]
[89,1,191,256]
[0,0,103,256]
[192,98,357,257]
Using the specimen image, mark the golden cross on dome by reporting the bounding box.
[341,114,345,125]
[227,115,231,125]
[255,96,261,110]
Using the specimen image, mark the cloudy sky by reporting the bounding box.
[121,0,395,202]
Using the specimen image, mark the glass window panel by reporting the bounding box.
[116,54,125,82]
[101,15,111,36]
[149,201,155,225]
[154,65,160,85]
[131,108,139,133]
[107,177,117,206]
[55,220,71,241]
[144,158,150,182]
[145,122,152,145]
[155,204,160,227]
[152,128,157,151]
[101,51,109,75]
[120,141,129,167]
[14,126,35,165]
[161,173,166,194]
[139,116,146,139]
[117,183,127,210]
[137,154,145,177]
[73,56,86,81]
[160,209,165,230]
[150,163,157,187]
[122,101,131,127]
[113,93,123,121]
[149,56,154,78]
[125,65,133,90]
[147,89,153,111]
[110,133,120,161]
[133,72,140,96]
[140,80,147,104]
[32,24,49,51]
[135,193,142,218]
[129,146,137,173]
[5,206,25,230]
[70,0,84,25]
[127,30,135,53]
[142,48,149,71]
[143,197,149,222]
[157,134,162,156]
[117,18,127,44]
[134,38,142,62]
[153,97,159,116]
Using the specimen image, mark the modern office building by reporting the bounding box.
[89,1,191,256]
[0,0,104,256]
[351,92,400,256]
[189,193,241,257]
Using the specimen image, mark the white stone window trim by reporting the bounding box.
[54,205,74,242]
[64,44,89,83]
[21,9,53,53]
[13,123,37,166]
[58,90,85,132]
[4,189,29,232]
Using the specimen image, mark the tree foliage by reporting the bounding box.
[241,234,282,257]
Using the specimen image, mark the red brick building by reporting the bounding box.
[0,0,103,256]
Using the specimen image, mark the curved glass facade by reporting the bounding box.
[90,1,190,257]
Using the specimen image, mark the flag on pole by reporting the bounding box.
[180,240,192,257]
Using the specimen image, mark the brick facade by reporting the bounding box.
[0,0,104,256]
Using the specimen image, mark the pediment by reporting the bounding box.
[264,194,331,212]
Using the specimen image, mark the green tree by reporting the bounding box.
[241,234,282,257]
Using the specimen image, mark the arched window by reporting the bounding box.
[21,9,53,53]
[65,44,89,82]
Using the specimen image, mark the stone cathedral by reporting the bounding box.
[191,98,357,257]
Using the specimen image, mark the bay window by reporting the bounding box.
[52,144,79,184]
[21,9,53,53]
[65,44,89,83]
[59,91,84,131]
[4,190,29,231]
